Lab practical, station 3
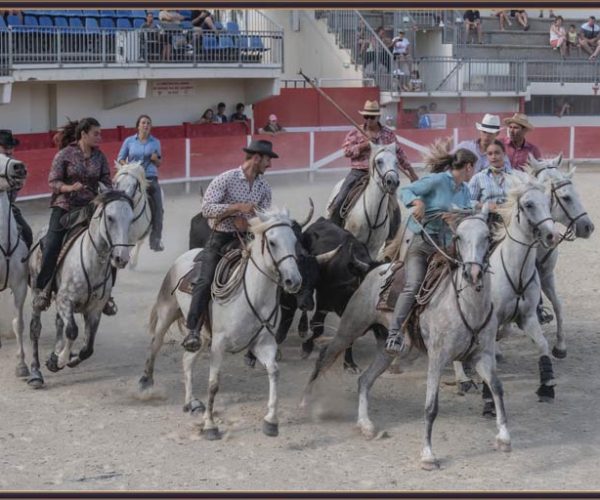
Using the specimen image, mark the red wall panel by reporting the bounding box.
[574,127,600,158]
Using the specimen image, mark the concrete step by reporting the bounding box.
[455,43,587,60]
[478,16,584,32]
[482,30,550,45]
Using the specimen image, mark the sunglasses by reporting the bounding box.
[364,115,379,120]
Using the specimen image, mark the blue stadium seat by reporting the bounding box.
[24,15,39,26]
[82,10,99,18]
[250,36,265,50]
[116,18,132,29]
[202,34,218,50]
[100,10,116,18]
[85,17,100,30]
[6,15,23,27]
[181,20,193,29]
[132,18,145,28]
[219,35,234,49]
[226,21,240,33]
[100,18,115,29]
[38,16,53,27]
[0,17,7,29]
[55,17,69,28]
[130,10,147,18]
[179,10,192,20]
[214,21,223,30]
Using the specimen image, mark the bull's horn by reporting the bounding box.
[353,255,372,273]
[298,197,315,228]
[315,245,341,265]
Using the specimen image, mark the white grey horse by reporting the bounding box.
[0,154,29,378]
[27,188,135,388]
[327,143,400,260]
[453,173,559,402]
[113,162,152,270]
[138,208,302,439]
[529,154,594,357]
[302,207,512,470]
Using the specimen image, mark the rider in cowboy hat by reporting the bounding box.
[503,113,541,171]
[453,114,511,174]
[182,139,277,352]
[0,129,33,249]
[329,100,418,243]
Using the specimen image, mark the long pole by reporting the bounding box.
[298,69,369,140]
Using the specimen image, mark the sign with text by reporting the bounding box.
[152,81,195,97]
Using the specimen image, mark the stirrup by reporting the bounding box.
[182,331,202,353]
[102,297,118,316]
[385,330,405,356]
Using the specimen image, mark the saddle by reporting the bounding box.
[338,175,369,219]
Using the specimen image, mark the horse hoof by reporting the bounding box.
[183,399,205,415]
[262,420,279,437]
[45,354,62,373]
[552,347,567,359]
[16,364,30,378]
[420,458,440,471]
[536,384,555,402]
[343,362,361,375]
[357,422,376,440]
[66,355,80,368]
[138,375,154,392]
[482,401,496,419]
[27,373,45,389]
[244,352,256,369]
[458,380,478,395]
[496,439,512,453]
[203,427,222,441]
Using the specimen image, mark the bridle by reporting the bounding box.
[115,171,149,224]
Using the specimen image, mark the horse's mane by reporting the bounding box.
[248,208,293,236]
[114,161,148,192]
[91,189,134,212]
[491,172,548,242]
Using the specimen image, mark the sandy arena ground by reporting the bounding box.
[0,168,599,491]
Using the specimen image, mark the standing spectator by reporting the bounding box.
[214,102,228,124]
[550,16,567,57]
[390,29,411,75]
[567,24,579,55]
[493,10,512,31]
[259,114,285,135]
[463,10,483,44]
[141,11,158,29]
[510,10,530,31]
[417,105,431,129]
[578,16,600,56]
[140,12,160,61]
[117,114,164,252]
[196,108,215,124]
[453,114,511,173]
[230,103,248,122]
[191,9,217,31]
[503,113,541,171]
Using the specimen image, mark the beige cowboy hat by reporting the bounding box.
[475,114,502,134]
[359,100,382,116]
[503,113,534,130]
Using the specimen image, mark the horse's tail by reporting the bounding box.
[148,302,159,337]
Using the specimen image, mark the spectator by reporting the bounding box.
[417,105,431,129]
[191,9,217,31]
[539,10,556,19]
[555,97,572,117]
[503,113,541,171]
[356,19,369,64]
[578,16,600,56]
[390,29,411,76]
[214,102,228,123]
[3,9,23,24]
[567,24,579,54]
[230,103,248,122]
[196,108,215,124]
[428,102,438,113]
[550,16,567,58]
[402,70,424,92]
[141,11,158,29]
[463,10,483,44]
[493,10,512,31]
[510,10,530,31]
[140,12,160,61]
[259,114,285,135]
[158,10,184,24]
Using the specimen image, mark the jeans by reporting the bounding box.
[12,203,32,249]
[36,207,67,290]
[146,177,164,248]
[329,168,368,226]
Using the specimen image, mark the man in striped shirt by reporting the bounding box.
[182,140,276,352]
[503,113,541,171]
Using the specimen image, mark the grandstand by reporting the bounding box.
[2,8,600,198]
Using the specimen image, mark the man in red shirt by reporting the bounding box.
[503,113,541,171]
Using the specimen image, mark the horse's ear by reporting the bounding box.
[256,211,269,223]
[555,152,563,167]
[114,161,122,172]
[282,207,290,218]
[566,164,576,179]
[98,182,111,194]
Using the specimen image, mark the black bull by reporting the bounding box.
[189,213,377,369]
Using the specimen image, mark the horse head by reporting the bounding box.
[0,154,27,192]
[90,187,135,269]
[113,161,148,201]
[528,153,594,239]
[249,208,302,294]
[369,143,400,194]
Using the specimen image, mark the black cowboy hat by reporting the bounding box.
[243,139,279,158]
[0,129,20,148]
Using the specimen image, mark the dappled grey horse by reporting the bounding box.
[27,188,135,388]
[302,207,511,470]
[327,143,400,260]
[0,154,29,378]
[138,208,302,439]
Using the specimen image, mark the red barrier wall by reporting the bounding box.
[573,127,600,159]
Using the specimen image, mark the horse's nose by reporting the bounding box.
[584,222,595,237]
[386,177,399,190]
[547,232,556,246]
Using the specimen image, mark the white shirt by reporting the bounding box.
[581,22,600,39]
[391,37,410,55]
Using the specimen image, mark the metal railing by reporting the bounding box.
[1,26,283,69]
[282,77,375,88]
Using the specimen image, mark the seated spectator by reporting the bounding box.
[493,10,512,31]
[390,29,410,76]
[510,10,530,31]
[579,16,600,56]
[191,9,217,31]
[259,114,285,135]
[402,70,424,92]
[567,24,579,54]
[196,108,215,124]
[230,103,248,122]
[539,10,556,19]
[214,102,228,123]
[463,10,483,44]
[550,16,567,57]
[417,105,431,129]
[141,12,160,61]
[159,10,184,24]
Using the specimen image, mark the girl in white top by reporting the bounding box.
[550,16,567,58]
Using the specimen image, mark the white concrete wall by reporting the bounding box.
[0,83,51,133]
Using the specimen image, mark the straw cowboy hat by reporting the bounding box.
[503,113,534,130]
[359,100,382,116]
[243,139,279,158]
[475,114,502,134]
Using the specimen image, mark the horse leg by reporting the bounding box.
[253,338,280,437]
[540,270,565,359]
[520,314,556,402]
[301,310,326,359]
[343,344,361,374]
[182,349,205,415]
[202,342,224,440]
[452,361,478,395]
[139,302,180,392]
[472,352,511,452]
[12,280,29,378]
[67,311,101,368]
[357,326,392,439]
[52,300,77,370]
[27,308,44,389]
[421,353,446,470]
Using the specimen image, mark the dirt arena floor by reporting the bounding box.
[1,168,599,491]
